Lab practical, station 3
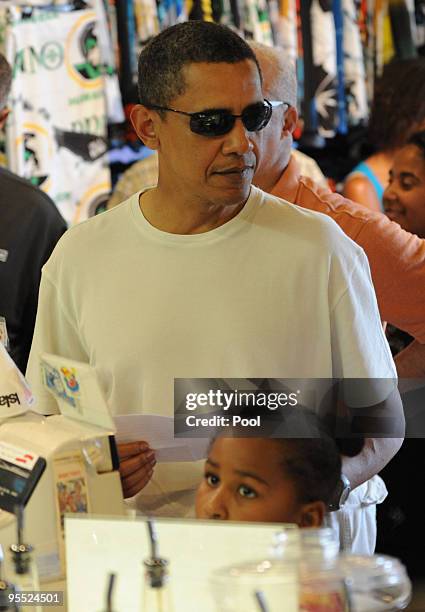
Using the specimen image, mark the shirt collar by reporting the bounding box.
[270,155,301,203]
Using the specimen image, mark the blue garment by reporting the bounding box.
[333,0,347,134]
[349,161,384,209]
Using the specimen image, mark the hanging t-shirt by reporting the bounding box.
[298,0,316,140]
[134,0,160,41]
[220,0,244,33]
[333,0,347,134]
[273,0,297,59]
[158,0,187,28]
[4,7,111,224]
[389,0,417,58]
[92,0,125,123]
[243,0,274,43]
[375,0,388,77]
[363,0,376,104]
[310,0,338,138]
[415,0,425,50]
[343,0,368,126]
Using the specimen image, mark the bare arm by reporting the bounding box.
[340,387,404,489]
[343,175,382,213]
[342,437,403,489]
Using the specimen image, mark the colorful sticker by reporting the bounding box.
[41,360,82,409]
[60,366,80,393]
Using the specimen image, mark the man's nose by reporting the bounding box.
[205,489,229,520]
[221,118,254,156]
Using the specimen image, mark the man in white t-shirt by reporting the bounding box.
[27,22,403,550]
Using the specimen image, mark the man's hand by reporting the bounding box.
[118,441,156,498]
[340,387,405,489]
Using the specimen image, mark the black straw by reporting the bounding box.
[254,590,269,612]
[14,505,24,546]
[106,573,116,612]
[147,519,158,559]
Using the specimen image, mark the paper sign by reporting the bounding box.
[0,342,34,419]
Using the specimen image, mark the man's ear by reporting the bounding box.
[298,501,326,528]
[281,105,298,138]
[0,107,10,130]
[130,104,160,150]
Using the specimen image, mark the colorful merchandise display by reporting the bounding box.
[0,3,122,225]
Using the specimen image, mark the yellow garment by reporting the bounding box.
[383,8,395,64]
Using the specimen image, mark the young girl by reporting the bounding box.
[343,58,425,212]
[383,130,425,239]
[195,420,362,528]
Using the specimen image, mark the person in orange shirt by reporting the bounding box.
[382,130,425,356]
[250,43,425,380]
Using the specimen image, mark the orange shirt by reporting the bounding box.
[272,157,425,343]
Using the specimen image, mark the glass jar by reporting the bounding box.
[299,529,350,612]
[338,554,412,611]
[300,528,340,562]
[210,559,299,612]
[299,565,350,612]
[210,526,300,611]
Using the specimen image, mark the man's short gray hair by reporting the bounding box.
[249,42,297,108]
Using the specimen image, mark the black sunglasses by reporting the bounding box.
[145,99,289,137]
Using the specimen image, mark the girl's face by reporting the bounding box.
[383,144,425,238]
[195,438,324,527]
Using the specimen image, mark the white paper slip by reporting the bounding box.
[114,414,208,462]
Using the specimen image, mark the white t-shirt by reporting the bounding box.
[27,186,396,523]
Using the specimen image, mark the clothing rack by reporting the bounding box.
[0,0,81,11]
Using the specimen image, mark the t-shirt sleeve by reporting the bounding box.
[330,248,397,407]
[355,216,425,343]
[26,271,89,415]
[107,181,129,209]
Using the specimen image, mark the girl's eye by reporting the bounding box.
[238,485,257,498]
[206,473,219,487]
[401,179,416,190]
